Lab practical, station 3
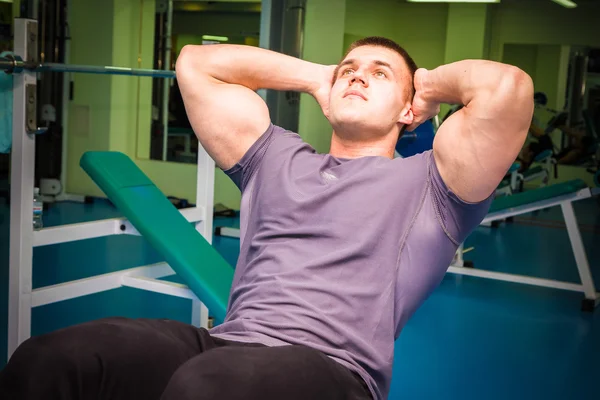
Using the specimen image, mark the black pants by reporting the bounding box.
[0,317,372,400]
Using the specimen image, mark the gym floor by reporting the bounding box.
[0,193,599,399]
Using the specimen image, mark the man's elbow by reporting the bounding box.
[493,66,534,124]
[511,67,534,105]
[175,45,215,76]
[175,45,198,77]
[501,66,534,108]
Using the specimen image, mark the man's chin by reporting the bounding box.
[330,109,369,127]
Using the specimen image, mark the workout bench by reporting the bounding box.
[452,179,600,311]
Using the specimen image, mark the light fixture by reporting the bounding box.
[202,35,229,42]
[551,0,577,8]
[406,0,500,3]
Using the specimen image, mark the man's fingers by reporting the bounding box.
[406,117,423,132]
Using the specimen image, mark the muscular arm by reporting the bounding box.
[421,60,534,202]
[175,44,328,170]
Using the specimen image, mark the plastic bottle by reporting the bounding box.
[33,187,43,230]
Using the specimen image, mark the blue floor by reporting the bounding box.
[1,195,599,399]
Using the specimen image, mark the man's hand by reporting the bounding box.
[312,65,337,119]
[406,68,440,132]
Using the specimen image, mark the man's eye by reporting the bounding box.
[342,69,354,76]
[375,71,386,78]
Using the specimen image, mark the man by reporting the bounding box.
[0,37,533,400]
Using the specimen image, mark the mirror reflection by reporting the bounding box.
[149,0,262,163]
[502,43,599,186]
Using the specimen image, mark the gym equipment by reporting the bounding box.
[495,162,521,196]
[0,54,176,79]
[518,149,556,190]
[452,179,600,311]
[0,52,13,153]
[80,152,232,322]
[6,18,214,362]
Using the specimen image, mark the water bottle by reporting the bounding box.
[33,187,43,230]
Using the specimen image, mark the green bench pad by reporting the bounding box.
[80,151,232,323]
[489,179,587,213]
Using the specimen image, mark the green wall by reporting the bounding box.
[534,45,569,110]
[344,0,448,70]
[502,44,538,78]
[444,4,490,63]
[65,0,600,207]
[66,0,114,197]
[297,0,346,154]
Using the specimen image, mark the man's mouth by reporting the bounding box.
[343,90,367,100]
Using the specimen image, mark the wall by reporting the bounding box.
[488,1,600,62]
[110,0,155,160]
[444,4,490,63]
[65,0,114,197]
[534,45,569,110]
[297,0,347,154]
[344,0,448,70]
[502,44,538,79]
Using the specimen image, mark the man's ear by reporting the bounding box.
[397,103,413,126]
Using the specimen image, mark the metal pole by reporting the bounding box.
[8,18,38,360]
[60,0,70,199]
[38,63,176,78]
[0,58,177,79]
[560,201,598,303]
[161,0,173,162]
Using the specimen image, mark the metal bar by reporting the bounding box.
[33,206,205,247]
[33,218,125,247]
[32,263,176,307]
[482,188,591,223]
[121,276,199,300]
[59,0,71,202]
[8,18,37,361]
[0,57,176,79]
[161,0,174,162]
[447,265,596,294]
[561,202,598,300]
[38,63,176,78]
[191,300,209,329]
[215,226,241,239]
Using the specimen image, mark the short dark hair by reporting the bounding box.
[337,36,418,136]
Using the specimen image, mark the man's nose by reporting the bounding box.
[350,69,368,86]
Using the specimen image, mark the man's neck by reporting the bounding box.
[329,131,396,159]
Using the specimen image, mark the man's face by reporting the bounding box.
[328,45,411,138]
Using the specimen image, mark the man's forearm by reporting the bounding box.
[420,60,532,110]
[176,44,325,95]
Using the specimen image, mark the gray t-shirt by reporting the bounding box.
[210,124,492,400]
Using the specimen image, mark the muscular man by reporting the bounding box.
[0,37,534,400]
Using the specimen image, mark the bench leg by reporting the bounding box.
[191,300,210,329]
[561,202,599,311]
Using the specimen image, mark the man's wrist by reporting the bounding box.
[416,68,441,106]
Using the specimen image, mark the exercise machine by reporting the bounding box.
[4,18,214,361]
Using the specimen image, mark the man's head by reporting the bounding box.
[328,37,418,142]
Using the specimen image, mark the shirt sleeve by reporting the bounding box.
[222,124,302,192]
[427,151,494,245]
